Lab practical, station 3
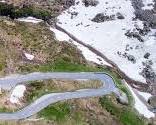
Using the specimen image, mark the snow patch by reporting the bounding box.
[124,81,154,118]
[24,53,34,60]
[137,90,152,101]
[17,17,43,24]
[10,85,26,104]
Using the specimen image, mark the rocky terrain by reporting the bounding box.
[54,0,156,95]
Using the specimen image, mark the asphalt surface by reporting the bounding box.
[0,72,118,120]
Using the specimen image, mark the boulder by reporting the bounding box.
[144,52,150,59]
[127,55,136,64]
[141,65,156,84]
[92,13,115,23]
[82,0,99,7]
[125,30,144,42]
[116,12,125,19]
[64,0,75,8]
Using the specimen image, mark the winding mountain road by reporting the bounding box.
[0,72,119,120]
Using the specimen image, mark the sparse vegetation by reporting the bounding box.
[100,95,146,125]
[25,79,102,103]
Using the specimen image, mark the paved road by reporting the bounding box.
[0,72,119,120]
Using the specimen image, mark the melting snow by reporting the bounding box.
[124,81,155,118]
[57,0,156,83]
[10,85,26,104]
[50,27,111,66]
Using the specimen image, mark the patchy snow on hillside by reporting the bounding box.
[57,0,156,83]
[124,81,155,118]
[142,0,154,10]
[10,85,26,104]
[50,27,111,66]
[17,17,43,24]
[137,90,152,101]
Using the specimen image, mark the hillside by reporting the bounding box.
[0,0,155,125]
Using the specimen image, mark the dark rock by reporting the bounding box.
[82,0,99,7]
[144,52,151,59]
[116,12,125,19]
[151,16,156,28]
[71,11,78,19]
[117,51,122,56]
[125,30,144,42]
[125,44,130,51]
[148,96,156,107]
[136,22,151,36]
[76,1,80,5]
[131,0,144,10]
[64,0,75,8]
[92,13,115,23]
[123,52,128,58]
[127,55,136,63]
[142,60,153,66]
[141,65,156,84]
[135,9,156,28]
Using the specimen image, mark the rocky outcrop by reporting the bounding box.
[116,12,125,19]
[144,53,150,59]
[135,9,156,28]
[131,0,156,29]
[127,55,136,64]
[125,30,144,42]
[82,0,99,7]
[63,0,76,8]
[91,13,115,23]
[141,63,156,87]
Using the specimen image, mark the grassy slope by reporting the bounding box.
[0,18,147,125]
[0,18,86,75]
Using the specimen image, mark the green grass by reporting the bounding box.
[18,59,104,73]
[0,107,13,113]
[99,96,146,125]
[38,101,85,125]
[0,3,51,21]
[38,102,71,123]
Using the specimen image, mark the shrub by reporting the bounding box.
[0,3,51,21]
